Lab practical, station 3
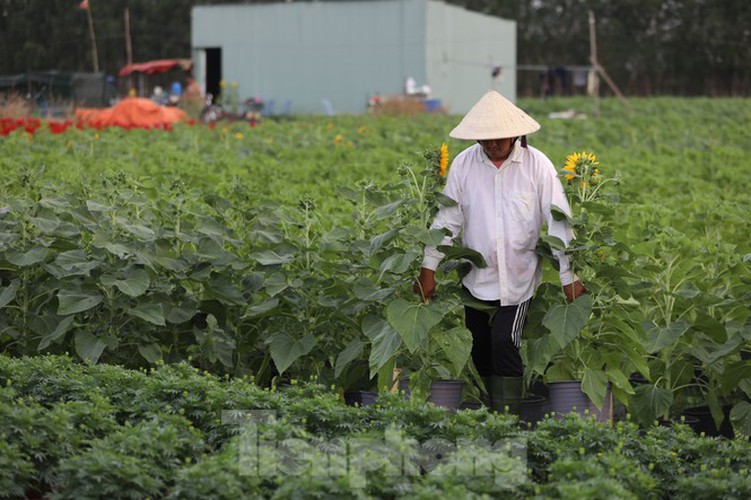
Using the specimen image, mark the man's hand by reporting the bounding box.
[413,267,437,302]
[563,280,587,302]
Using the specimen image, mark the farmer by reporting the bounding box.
[414,90,586,414]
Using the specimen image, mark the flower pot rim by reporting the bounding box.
[522,393,547,402]
[546,380,613,388]
[431,378,465,384]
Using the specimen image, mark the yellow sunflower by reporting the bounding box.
[563,151,599,182]
[439,142,449,178]
[562,152,583,180]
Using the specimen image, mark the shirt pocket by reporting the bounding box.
[507,191,538,248]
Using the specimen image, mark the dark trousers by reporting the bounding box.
[465,294,531,378]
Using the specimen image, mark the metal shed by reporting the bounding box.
[191,0,516,115]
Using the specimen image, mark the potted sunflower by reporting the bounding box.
[523,151,645,423]
[360,143,487,410]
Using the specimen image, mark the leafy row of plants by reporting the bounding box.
[3,353,751,499]
[0,147,478,400]
[525,148,751,433]
[1,97,749,430]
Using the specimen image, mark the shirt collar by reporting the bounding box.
[506,140,525,163]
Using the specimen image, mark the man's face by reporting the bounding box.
[477,137,516,162]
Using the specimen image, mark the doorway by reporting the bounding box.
[204,48,222,100]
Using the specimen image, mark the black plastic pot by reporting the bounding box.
[459,400,482,410]
[519,394,548,429]
[399,379,465,410]
[628,373,649,386]
[683,405,735,438]
[530,380,550,399]
[657,415,701,432]
[427,379,465,410]
[343,390,379,407]
[547,380,613,425]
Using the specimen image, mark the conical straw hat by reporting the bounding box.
[449,91,540,140]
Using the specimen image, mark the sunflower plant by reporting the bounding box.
[356,143,487,402]
[562,151,606,203]
[400,142,451,230]
[556,151,621,280]
[525,151,645,411]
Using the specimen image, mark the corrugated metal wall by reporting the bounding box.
[192,0,515,114]
[425,1,516,113]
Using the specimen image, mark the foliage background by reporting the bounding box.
[0,0,749,96]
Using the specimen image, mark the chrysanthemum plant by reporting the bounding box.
[525,151,647,411]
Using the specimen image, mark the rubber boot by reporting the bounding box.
[489,375,506,414]
[480,376,493,408]
[500,376,523,416]
[490,375,524,415]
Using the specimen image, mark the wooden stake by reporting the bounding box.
[124,7,133,90]
[588,10,631,113]
[588,10,600,116]
[85,1,99,73]
[595,64,632,111]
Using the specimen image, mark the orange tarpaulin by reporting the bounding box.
[75,98,189,128]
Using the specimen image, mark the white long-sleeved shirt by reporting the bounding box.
[422,141,576,305]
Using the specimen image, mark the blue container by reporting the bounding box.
[424,99,442,112]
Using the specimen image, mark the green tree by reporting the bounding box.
[0,0,749,95]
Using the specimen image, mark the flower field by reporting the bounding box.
[1,96,750,497]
